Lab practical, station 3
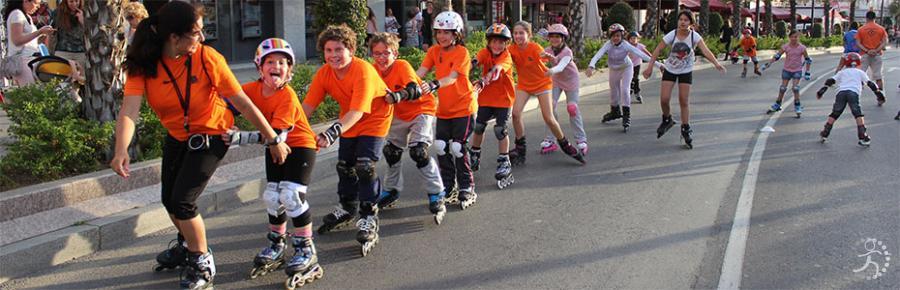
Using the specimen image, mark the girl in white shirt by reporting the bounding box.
[3,0,56,85]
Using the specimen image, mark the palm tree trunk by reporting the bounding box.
[700,0,710,35]
[731,0,742,38]
[849,0,856,26]
[452,0,466,24]
[647,0,659,37]
[566,0,585,54]
[82,0,127,123]
[764,0,774,35]
[435,0,450,13]
[789,0,797,29]
[823,0,831,36]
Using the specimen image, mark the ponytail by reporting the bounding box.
[124,15,163,77]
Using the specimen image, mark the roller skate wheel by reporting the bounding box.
[249,267,261,279]
[153,264,165,272]
[796,113,801,118]
[285,275,304,290]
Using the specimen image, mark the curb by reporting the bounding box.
[0,46,843,284]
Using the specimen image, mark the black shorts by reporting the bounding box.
[265,147,317,185]
[161,134,228,220]
[475,106,511,127]
[662,70,693,84]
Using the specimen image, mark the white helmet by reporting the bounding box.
[433,11,464,33]
[254,38,295,66]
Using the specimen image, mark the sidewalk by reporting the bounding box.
[0,47,846,283]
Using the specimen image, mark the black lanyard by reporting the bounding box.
[160,56,193,133]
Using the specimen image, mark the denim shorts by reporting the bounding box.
[781,70,802,80]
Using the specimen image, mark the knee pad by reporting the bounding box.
[336,160,357,180]
[850,105,864,118]
[792,85,800,94]
[829,108,845,119]
[278,181,309,218]
[779,85,788,93]
[263,182,283,217]
[743,59,749,64]
[473,122,487,134]
[567,102,579,117]
[382,142,403,166]
[450,141,465,158]
[493,123,508,140]
[434,139,448,156]
[408,143,431,168]
[354,158,376,182]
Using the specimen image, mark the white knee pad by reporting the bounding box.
[434,139,448,156]
[278,181,309,218]
[450,141,464,158]
[263,182,282,216]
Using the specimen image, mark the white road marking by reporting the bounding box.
[716,69,831,290]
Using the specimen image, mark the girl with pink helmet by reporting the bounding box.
[540,23,588,155]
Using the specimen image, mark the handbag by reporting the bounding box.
[0,49,26,79]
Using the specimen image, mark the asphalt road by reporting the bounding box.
[2,51,898,289]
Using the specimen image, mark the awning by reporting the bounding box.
[596,0,679,10]
[680,0,732,13]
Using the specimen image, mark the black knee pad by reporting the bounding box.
[743,59,749,64]
[829,108,845,119]
[850,104,864,118]
[493,123,508,140]
[383,142,403,166]
[336,160,357,181]
[292,210,312,228]
[355,158,376,183]
[409,143,431,168]
[473,121,487,135]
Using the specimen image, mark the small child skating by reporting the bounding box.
[815,52,885,146]
[738,29,761,78]
[368,33,446,224]
[470,23,516,189]
[587,23,651,133]
[627,31,653,104]
[226,38,324,287]
[762,30,812,118]
[541,24,588,154]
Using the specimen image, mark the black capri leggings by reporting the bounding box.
[161,134,228,220]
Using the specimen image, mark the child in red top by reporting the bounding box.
[302,25,393,256]
[417,11,479,209]
[367,32,447,224]
[470,23,516,189]
[508,21,585,165]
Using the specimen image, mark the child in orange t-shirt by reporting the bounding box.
[225,38,323,283]
[367,32,447,224]
[469,23,516,190]
[302,25,393,256]
[508,21,585,165]
[738,29,761,78]
[416,11,479,209]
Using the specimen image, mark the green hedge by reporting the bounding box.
[0,82,114,190]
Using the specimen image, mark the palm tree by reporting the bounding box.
[82,0,128,123]
[849,0,856,26]
[730,0,742,38]
[764,0,774,35]
[700,0,710,34]
[789,0,798,29]
[647,0,659,36]
[823,0,831,36]
[566,0,585,54]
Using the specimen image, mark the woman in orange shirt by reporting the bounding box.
[224,38,323,286]
[303,25,393,257]
[417,11,479,210]
[367,32,446,224]
[508,21,585,166]
[110,2,290,289]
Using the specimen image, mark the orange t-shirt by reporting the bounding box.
[740,36,757,57]
[856,22,887,51]
[242,81,317,149]
[421,44,477,119]
[303,57,392,138]
[124,45,242,141]
[508,42,553,93]
[475,48,515,108]
[378,59,437,121]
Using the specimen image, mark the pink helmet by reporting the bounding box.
[608,23,626,34]
[547,24,569,38]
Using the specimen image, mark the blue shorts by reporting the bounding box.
[781,70,802,80]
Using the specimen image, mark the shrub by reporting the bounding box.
[313,0,368,57]
[811,23,823,38]
[0,82,114,190]
[708,13,724,38]
[832,23,843,34]
[604,2,636,32]
[774,21,788,38]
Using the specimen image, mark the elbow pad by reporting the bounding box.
[403,82,423,101]
[824,78,836,86]
[804,57,812,65]
[773,53,782,61]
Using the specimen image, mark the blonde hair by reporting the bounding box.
[513,21,533,37]
[368,32,400,53]
[124,1,149,22]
